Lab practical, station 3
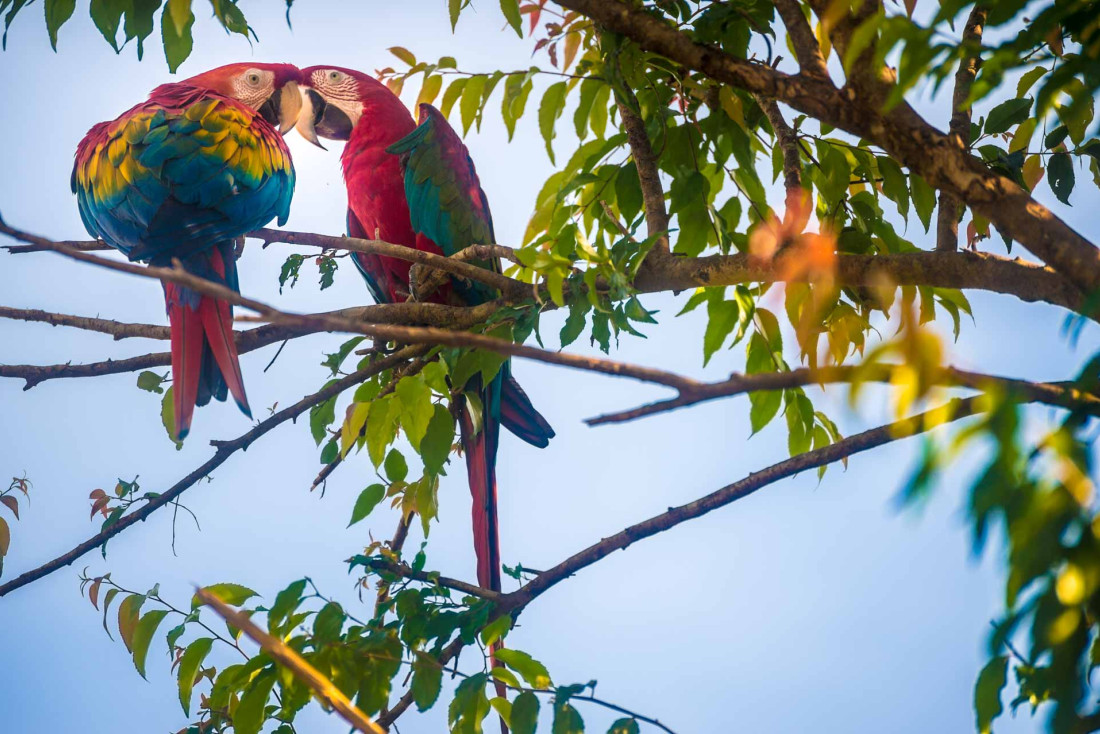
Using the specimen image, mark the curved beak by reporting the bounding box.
[258,81,304,135]
[295,87,354,148]
[295,87,327,150]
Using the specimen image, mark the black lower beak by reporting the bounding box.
[258,95,280,127]
[311,89,354,141]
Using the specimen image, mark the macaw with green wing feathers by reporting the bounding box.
[73,63,304,440]
[295,67,555,611]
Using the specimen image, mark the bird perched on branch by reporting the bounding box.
[294,65,553,633]
[72,63,304,439]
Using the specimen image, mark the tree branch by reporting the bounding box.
[0,302,497,389]
[587,364,1100,425]
[615,95,671,261]
[365,558,502,601]
[937,3,988,252]
[553,0,1100,296]
[0,349,417,599]
[774,0,829,78]
[198,588,386,734]
[503,396,981,611]
[755,96,803,191]
[0,306,170,340]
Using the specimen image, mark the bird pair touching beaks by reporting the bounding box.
[71,62,554,643]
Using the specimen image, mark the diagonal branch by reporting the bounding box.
[937,3,988,252]
[0,348,418,599]
[198,588,386,734]
[503,396,981,611]
[754,96,803,192]
[774,0,829,78]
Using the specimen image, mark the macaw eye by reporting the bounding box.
[328,70,343,83]
[245,71,263,86]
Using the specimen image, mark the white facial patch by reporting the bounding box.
[230,68,275,110]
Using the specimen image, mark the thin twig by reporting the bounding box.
[197,588,386,734]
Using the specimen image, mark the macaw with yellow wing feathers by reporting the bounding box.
[294,66,554,610]
[73,63,303,439]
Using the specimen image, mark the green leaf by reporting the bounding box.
[460,74,487,135]
[1045,124,1069,150]
[124,0,160,61]
[136,371,166,394]
[539,82,568,164]
[441,77,467,119]
[165,0,190,33]
[118,594,146,652]
[984,97,1032,135]
[1016,67,1046,98]
[160,3,194,73]
[234,669,277,734]
[974,656,1008,734]
[909,174,936,232]
[1048,152,1074,205]
[366,396,397,467]
[384,449,408,483]
[552,701,584,734]
[560,299,589,348]
[177,637,214,715]
[448,0,461,30]
[131,609,170,679]
[500,0,522,36]
[411,654,444,711]
[268,578,306,632]
[89,0,127,50]
[348,483,386,527]
[388,45,416,66]
[193,582,258,610]
[876,156,909,219]
[512,691,540,734]
[312,601,345,644]
[396,376,433,450]
[160,387,183,449]
[420,404,456,474]
[703,295,739,366]
[495,648,551,689]
[608,719,640,734]
[44,0,76,50]
[309,391,337,446]
[480,614,513,647]
[502,73,532,141]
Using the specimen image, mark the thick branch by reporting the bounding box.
[503,396,980,611]
[755,96,803,191]
[774,0,829,78]
[587,364,1100,425]
[0,350,416,599]
[615,96,671,260]
[937,4,987,252]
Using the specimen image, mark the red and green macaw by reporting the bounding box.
[73,63,303,439]
[295,67,554,598]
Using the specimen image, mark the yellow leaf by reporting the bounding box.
[0,516,9,556]
[340,402,371,458]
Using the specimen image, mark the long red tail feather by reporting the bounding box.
[460,399,508,731]
[166,284,204,441]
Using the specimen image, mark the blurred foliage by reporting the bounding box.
[8,0,1100,732]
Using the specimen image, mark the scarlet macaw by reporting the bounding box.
[73,63,303,439]
[294,67,554,598]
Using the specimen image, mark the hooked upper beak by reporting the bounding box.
[258,81,304,135]
[295,87,354,148]
[295,87,327,150]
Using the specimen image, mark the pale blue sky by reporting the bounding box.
[1,3,1098,733]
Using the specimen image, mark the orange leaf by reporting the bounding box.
[89,577,104,610]
[89,488,107,500]
[90,496,110,520]
[562,30,581,70]
[0,495,17,520]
